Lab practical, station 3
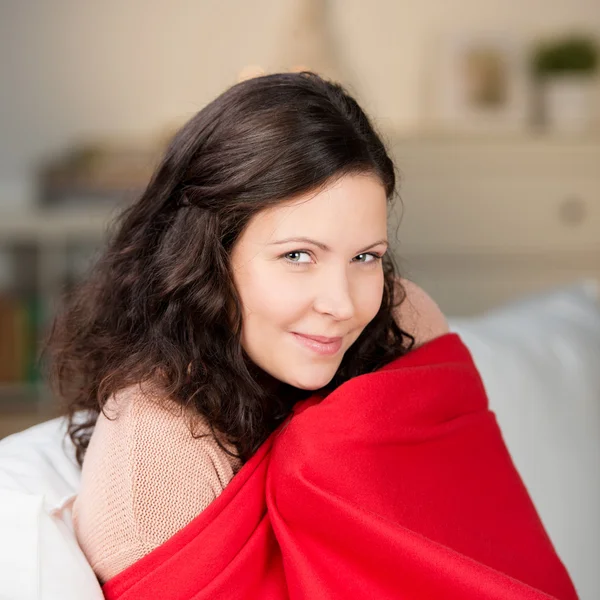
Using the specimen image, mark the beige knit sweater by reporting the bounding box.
[72,385,242,584]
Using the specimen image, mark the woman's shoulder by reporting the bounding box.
[74,383,242,582]
[98,383,243,505]
[124,384,242,487]
[121,386,241,537]
[393,278,449,347]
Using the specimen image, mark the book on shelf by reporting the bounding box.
[0,293,45,387]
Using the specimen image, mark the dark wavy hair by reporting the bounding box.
[43,71,414,467]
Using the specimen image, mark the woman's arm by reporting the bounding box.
[392,278,449,348]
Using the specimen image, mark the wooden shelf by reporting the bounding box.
[0,207,117,243]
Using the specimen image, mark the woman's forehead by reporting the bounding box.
[245,174,388,241]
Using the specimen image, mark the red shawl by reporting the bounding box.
[102,333,578,599]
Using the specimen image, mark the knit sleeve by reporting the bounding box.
[128,391,242,548]
[73,385,242,584]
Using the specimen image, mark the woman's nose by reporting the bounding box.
[312,271,355,321]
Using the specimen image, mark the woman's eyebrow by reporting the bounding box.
[268,237,388,254]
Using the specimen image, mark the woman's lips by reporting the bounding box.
[291,333,343,356]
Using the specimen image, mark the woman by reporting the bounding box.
[44,72,577,599]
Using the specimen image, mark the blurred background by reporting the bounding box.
[0,0,598,434]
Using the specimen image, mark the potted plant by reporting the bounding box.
[531,34,598,133]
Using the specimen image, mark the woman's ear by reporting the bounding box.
[393,278,449,347]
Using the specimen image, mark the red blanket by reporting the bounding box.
[102,333,578,599]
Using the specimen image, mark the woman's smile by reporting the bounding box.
[290,332,344,356]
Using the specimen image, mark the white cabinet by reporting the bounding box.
[387,134,600,315]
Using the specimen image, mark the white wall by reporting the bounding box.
[1,0,599,209]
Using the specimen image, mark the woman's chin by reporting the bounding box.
[285,370,336,391]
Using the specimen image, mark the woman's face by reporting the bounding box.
[230,173,388,390]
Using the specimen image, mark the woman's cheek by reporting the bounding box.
[256,268,309,316]
[360,272,385,319]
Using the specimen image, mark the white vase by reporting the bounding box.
[541,75,597,134]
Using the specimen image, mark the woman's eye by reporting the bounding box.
[284,251,312,264]
[354,253,381,263]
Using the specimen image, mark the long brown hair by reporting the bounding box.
[43,71,413,466]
